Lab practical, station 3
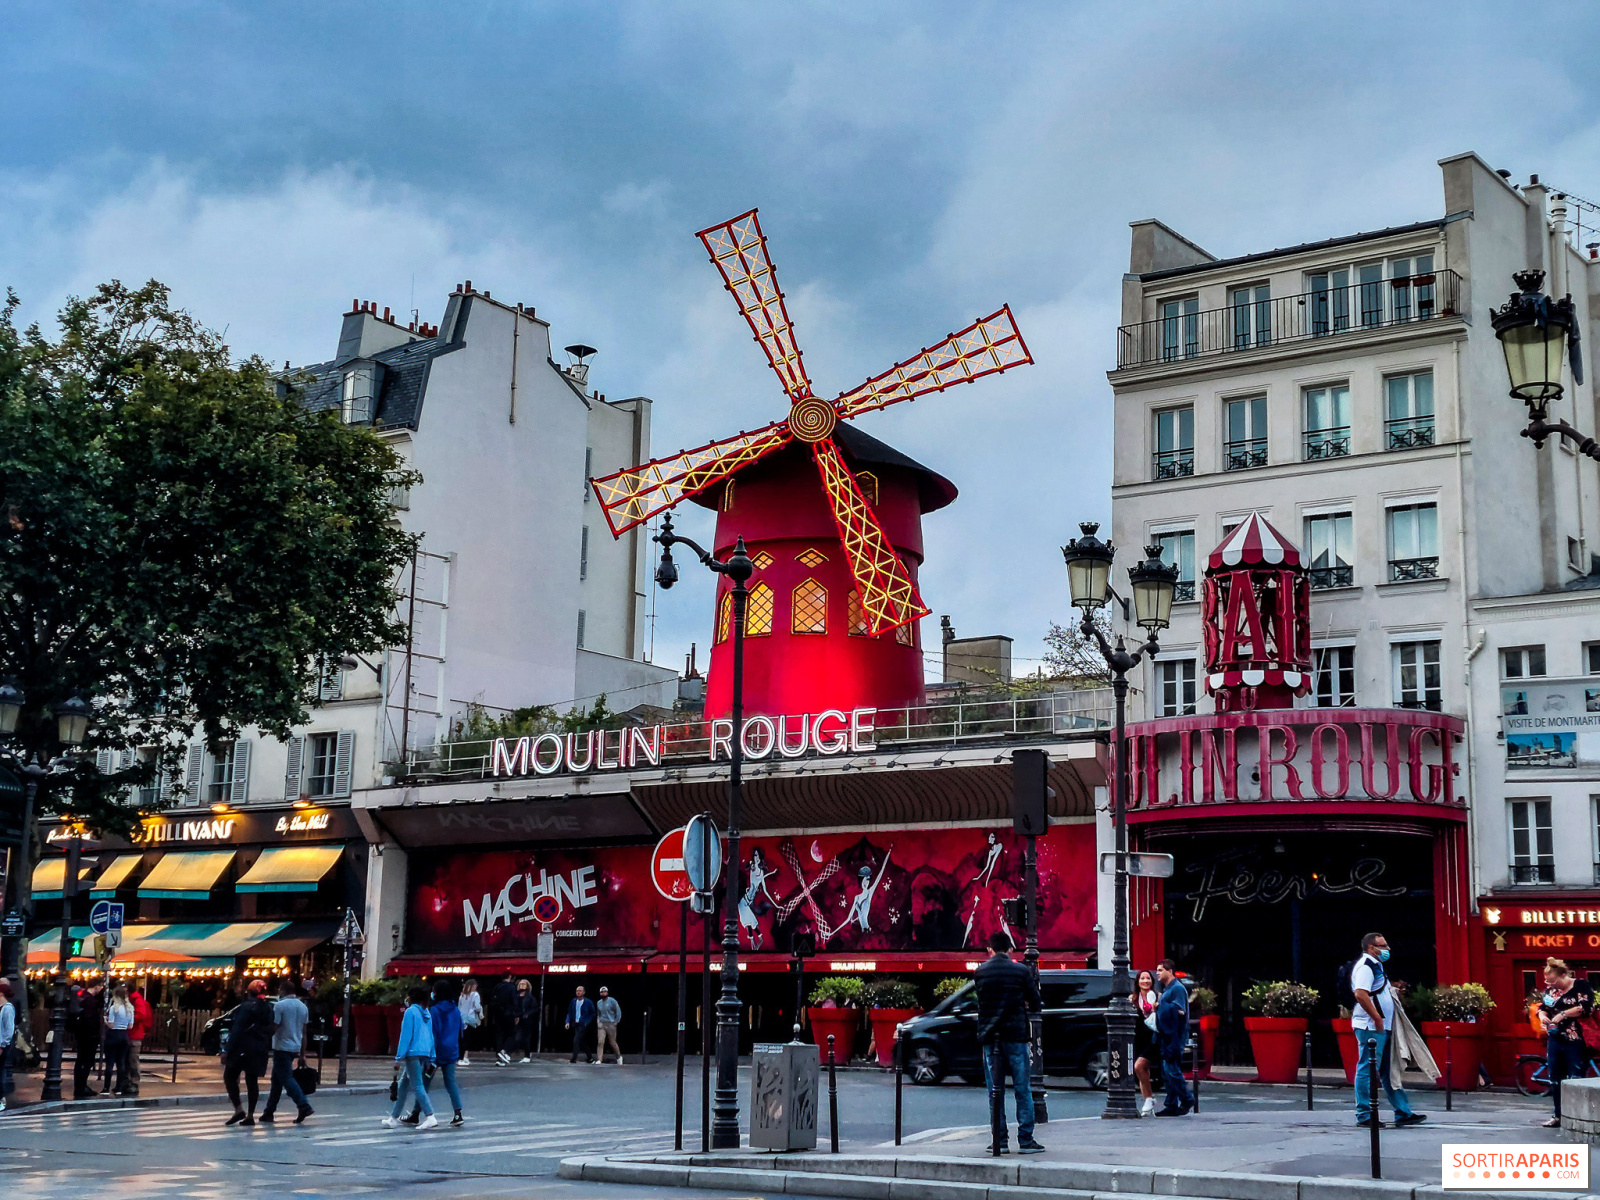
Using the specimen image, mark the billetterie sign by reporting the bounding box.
[490,707,878,778]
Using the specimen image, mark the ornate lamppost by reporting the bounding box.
[1060,525,1176,1120]
[1491,269,1593,460]
[652,512,753,1149]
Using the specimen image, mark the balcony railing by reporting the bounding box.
[1511,863,1556,885]
[1388,555,1439,582]
[1117,270,1462,369]
[1224,438,1267,471]
[1174,581,1195,603]
[1309,564,1354,589]
[1304,427,1351,460]
[1385,416,1436,451]
[1152,448,1194,479]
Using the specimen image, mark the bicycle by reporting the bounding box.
[1513,1051,1600,1097]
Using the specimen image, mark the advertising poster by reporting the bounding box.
[1502,680,1600,769]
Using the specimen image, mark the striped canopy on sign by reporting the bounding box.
[1207,511,1303,570]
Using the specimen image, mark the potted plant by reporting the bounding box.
[932,977,969,1004]
[1241,981,1319,1084]
[863,979,922,1067]
[807,976,864,1064]
[1421,983,1494,1092]
[348,978,389,1056]
[1187,986,1219,1077]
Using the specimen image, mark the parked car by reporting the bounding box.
[900,969,1114,1087]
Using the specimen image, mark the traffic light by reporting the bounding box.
[92,934,108,966]
[68,937,85,958]
[1011,749,1049,836]
[1002,896,1030,928]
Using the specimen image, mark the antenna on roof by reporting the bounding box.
[564,343,598,387]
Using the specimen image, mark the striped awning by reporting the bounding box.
[236,846,342,893]
[1207,512,1303,570]
[23,926,95,965]
[89,855,142,898]
[137,850,236,899]
[31,858,92,900]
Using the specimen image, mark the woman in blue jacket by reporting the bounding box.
[405,982,466,1127]
[383,986,436,1130]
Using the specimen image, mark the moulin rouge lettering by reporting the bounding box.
[489,708,877,778]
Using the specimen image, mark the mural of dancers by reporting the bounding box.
[738,847,778,949]
[845,849,894,933]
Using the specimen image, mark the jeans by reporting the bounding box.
[1,1043,11,1099]
[1160,1055,1191,1111]
[392,1055,433,1119]
[263,1049,310,1116]
[104,1030,130,1093]
[981,1041,1035,1144]
[1353,1030,1414,1123]
[569,1023,595,1062]
[1548,1036,1589,1118]
[436,1059,463,1111]
[72,1038,98,1097]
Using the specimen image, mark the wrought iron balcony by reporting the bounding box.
[1309,564,1354,589]
[1152,448,1194,480]
[1511,863,1556,885]
[1304,428,1351,460]
[1385,416,1437,451]
[1224,438,1267,471]
[1388,556,1439,582]
[1117,269,1462,369]
[1395,696,1443,712]
[1174,581,1195,603]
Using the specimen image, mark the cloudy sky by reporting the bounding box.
[5,3,1599,698]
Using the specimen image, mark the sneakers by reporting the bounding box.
[418,1114,439,1130]
[519,1056,531,1064]
[382,1116,401,1129]
[1018,1140,1046,1154]
[1394,1112,1428,1127]
[401,1112,420,1126]
[1544,1117,1562,1128]
[450,1110,464,1126]
[1140,1097,1156,1117]
[459,1055,470,1066]
[497,1051,510,1065]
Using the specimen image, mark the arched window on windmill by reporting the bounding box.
[745,582,774,636]
[716,591,734,643]
[856,471,879,505]
[792,578,828,635]
[847,589,870,636]
[720,480,736,512]
[895,619,915,647]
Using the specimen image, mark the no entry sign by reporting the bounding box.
[651,827,694,902]
[531,892,562,925]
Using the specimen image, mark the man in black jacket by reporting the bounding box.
[492,972,518,1065]
[67,981,105,1099]
[223,979,275,1126]
[973,931,1044,1153]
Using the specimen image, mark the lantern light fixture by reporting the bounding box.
[1128,543,1180,633]
[1491,269,1584,424]
[54,695,90,748]
[1061,522,1116,611]
[0,681,23,736]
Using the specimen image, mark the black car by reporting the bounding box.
[900,968,1114,1087]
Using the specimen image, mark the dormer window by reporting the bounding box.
[341,364,379,425]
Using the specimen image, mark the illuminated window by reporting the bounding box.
[716,592,733,643]
[720,480,735,512]
[847,590,870,636]
[745,583,774,636]
[751,551,774,570]
[792,579,827,634]
[895,621,914,647]
[857,471,879,505]
[797,547,827,568]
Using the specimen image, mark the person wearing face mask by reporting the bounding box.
[1537,958,1593,1128]
[1351,933,1426,1129]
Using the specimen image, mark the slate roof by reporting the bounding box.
[289,334,460,432]
[1139,217,1451,282]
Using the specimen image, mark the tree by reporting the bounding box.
[0,281,417,933]
[1042,609,1114,686]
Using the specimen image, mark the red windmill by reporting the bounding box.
[592,210,1033,719]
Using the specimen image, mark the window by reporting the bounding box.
[1303,384,1350,459]
[1390,254,1435,322]
[580,527,589,581]
[792,580,827,634]
[751,551,774,570]
[387,483,411,510]
[1387,503,1439,580]
[1589,644,1600,675]
[1308,268,1350,336]
[1392,640,1442,710]
[583,447,593,499]
[1156,660,1196,716]
[1221,521,1241,540]
[207,744,235,804]
[1160,296,1199,361]
[340,366,376,425]
[720,480,735,512]
[1385,371,1435,450]
[797,548,827,568]
[307,733,339,799]
[1510,799,1555,884]
[895,620,914,647]
[1155,531,1196,602]
[1152,407,1194,479]
[1304,512,1354,588]
[316,656,343,702]
[1501,646,1547,679]
[576,609,586,649]
[847,590,870,636]
[1357,262,1385,328]
[1570,537,1586,572]
[137,748,161,808]
[1230,284,1271,349]
[716,592,732,643]
[1224,396,1267,470]
[745,582,774,636]
[857,471,879,505]
[1314,646,1356,707]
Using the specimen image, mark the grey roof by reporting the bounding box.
[1562,563,1600,591]
[290,331,463,431]
[1139,217,1450,283]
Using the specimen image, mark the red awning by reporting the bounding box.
[1207,511,1302,570]
[388,948,1093,977]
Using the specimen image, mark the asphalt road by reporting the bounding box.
[0,1058,1482,1198]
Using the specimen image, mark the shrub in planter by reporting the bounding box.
[932,976,969,1004]
[1422,983,1495,1092]
[1242,981,1319,1019]
[807,976,864,1064]
[1187,986,1218,1017]
[1187,986,1219,1074]
[1241,982,1319,1084]
[1434,983,1494,1023]
[863,979,923,1067]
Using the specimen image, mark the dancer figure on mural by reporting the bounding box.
[962,834,1006,947]
[739,847,778,949]
[846,849,893,933]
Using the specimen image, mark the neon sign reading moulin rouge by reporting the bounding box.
[489,708,878,779]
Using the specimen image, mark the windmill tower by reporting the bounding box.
[592,210,1032,719]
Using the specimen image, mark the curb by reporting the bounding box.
[4,1083,389,1117]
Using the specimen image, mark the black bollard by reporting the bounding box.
[170,1014,179,1084]
[894,1024,904,1147]
[827,1034,840,1154]
[642,1006,651,1066]
[990,1043,1005,1156]
[1367,1037,1381,1179]
[1445,1028,1453,1113]
[1190,1037,1201,1114]
[1305,1031,1314,1111]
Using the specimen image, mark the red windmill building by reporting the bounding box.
[591,210,1032,719]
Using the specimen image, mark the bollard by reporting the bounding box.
[1304,1031,1314,1111]
[990,1043,1005,1156]
[171,1015,179,1084]
[893,1024,904,1147]
[1366,1037,1382,1179]
[1190,1037,1201,1114]
[642,1006,651,1066]
[827,1035,840,1154]
[1445,1028,1453,1112]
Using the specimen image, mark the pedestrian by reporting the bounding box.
[1538,957,1593,1128]
[223,978,275,1126]
[406,981,466,1126]
[565,985,596,1064]
[103,985,135,1095]
[458,977,483,1066]
[1131,968,1159,1117]
[67,980,105,1099]
[383,985,438,1130]
[595,986,622,1065]
[1152,959,1192,1116]
[1350,932,1426,1130]
[513,977,539,1062]
[260,979,314,1125]
[0,979,16,1112]
[127,984,154,1096]
[492,970,518,1066]
[973,930,1044,1154]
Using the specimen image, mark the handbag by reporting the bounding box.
[292,1063,319,1096]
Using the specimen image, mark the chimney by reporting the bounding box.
[940,615,955,644]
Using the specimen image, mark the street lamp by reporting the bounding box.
[1061,523,1177,1120]
[1491,269,1595,459]
[0,682,22,736]
[54,696,90,748]
[652,511,753,1149]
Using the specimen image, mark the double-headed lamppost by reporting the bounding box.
[0,687,91,1102]
[1060,525,1177,1120]
[653,512,753,1149]
[1491,268,1592,460]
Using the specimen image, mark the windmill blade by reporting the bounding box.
[698,209,814,403]
[834,305,1032,421]
[811,437,930,635]
[590,421,792,536]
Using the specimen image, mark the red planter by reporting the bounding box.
[808,1007,860,1065]
[1333,1018,1359,1084]
[1195,1015,1219,1077]
[1423,1021,1485,1092]
[1243,1016,1308,1084]
[868,1009,921,1067]
[383,1005,406,1055]
[351,1004,386,1056]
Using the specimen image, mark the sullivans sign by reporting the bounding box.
[489,708,879,779]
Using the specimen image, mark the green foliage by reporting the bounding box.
[861,978,920,1010]
[1241,981,1320,1018]
[436,695,624,765]
[1187,985,1218,1016]
[0,280,417,834]
[1433,983,1495,1022]
[808,976,865,1007]
[932,976,969,1002]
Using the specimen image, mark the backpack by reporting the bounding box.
[1337,957,1386,1011]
